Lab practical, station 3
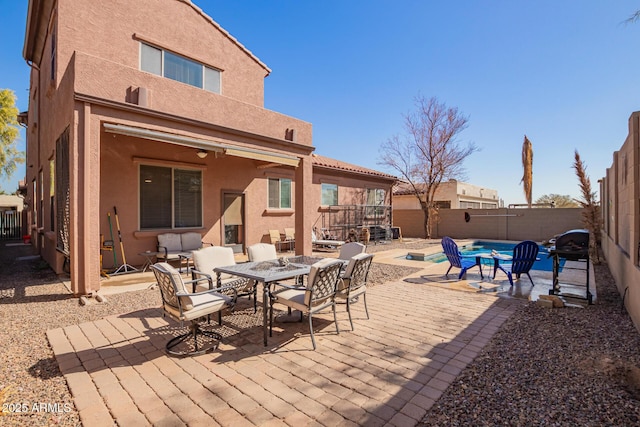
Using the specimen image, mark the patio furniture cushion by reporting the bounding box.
[191,246,256,310]
[181,232,203,251]
[164,292,232,321]
[165,263,195,310]
[192,246,236,282]
[338,242,366,261]
[157,232,203,261]
[247,243,277,262]
[311,229,345,249]
[158,233,182,254]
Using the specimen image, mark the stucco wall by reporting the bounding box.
[394,208,584,242]
[394,180,499,209]
[600,111,640,332]
[59,0,268,107]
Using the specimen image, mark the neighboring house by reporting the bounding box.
[21,0,396,295]
[0,195,24,240]
[393,180,500,210]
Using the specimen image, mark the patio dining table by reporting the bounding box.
[214,255,325,346]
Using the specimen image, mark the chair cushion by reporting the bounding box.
[306,258,338,289]
[158,233,182,252]
[157,262,194,310]
[181,232,203,251]
[343,252,370,277]
[338,242,366,261]
[271,287,307,312]
[192,246,236,280]
[336,282,366,299]
[165,292,232,321]
[247,243,277,262]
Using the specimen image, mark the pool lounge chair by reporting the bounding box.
[441,236,483,280]
[312,228,345,251]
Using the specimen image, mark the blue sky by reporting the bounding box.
[1,1,639,205]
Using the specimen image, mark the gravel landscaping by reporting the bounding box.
[1,239,639,426]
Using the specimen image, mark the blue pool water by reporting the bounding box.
[406,240,562,272]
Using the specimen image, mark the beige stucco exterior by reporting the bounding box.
[22,0,395,295]
[600,111,640,332]
[393,180,500,210]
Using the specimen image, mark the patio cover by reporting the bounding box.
[103,123,300,167]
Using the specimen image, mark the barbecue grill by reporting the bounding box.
[549,229,592,304]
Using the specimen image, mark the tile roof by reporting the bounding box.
[310,154,397,181]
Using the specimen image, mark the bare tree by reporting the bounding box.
[379,95,478,238]
[521,135,533,208]
[573,150,602,263]
[624,10,640,24]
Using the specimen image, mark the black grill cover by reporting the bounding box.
[551,229,589,260]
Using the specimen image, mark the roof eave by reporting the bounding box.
[22,0,55,64]
[313,164,397,183]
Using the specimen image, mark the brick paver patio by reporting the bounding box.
[48,278,521,426]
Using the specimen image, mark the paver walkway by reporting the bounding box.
[48,279,522,426]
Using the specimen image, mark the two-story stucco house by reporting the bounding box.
[21,0,396,295]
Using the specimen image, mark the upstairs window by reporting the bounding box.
[268,178,291,209]
[140,42,221,93]
[321,183,338,206]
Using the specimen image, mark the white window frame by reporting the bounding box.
[321,183,338,206]
[139,42,221,94]
[268,178,292,209]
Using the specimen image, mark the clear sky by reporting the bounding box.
[1,1,639,206]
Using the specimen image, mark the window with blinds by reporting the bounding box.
[140,165,202,229]
[140,42,221,93]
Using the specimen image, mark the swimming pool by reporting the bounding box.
[406,240,562,272]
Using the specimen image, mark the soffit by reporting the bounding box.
[23,0,55,64]
[103,123,299,167]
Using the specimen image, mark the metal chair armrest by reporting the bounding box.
[157,245,169,258]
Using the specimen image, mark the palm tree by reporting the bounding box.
[521,135,533,208]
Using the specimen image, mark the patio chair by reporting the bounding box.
[336,252,373,331]
[311,228,345,251]
[151,262,237,357]
[494,240,540,287]
[191,246,258,312]
[441,236,483,280]
[283,227,295,251]
[247,243,278,262]
[338,242,366,262]
[269,258,343,349]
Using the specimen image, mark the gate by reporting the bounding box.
[0,210,23,240]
